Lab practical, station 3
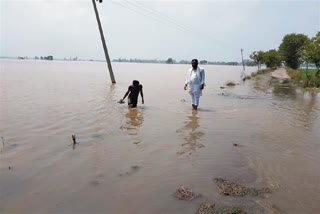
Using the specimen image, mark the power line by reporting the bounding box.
[110,0,209,41]
[109,0,233,50]
[123,0,194,33]
[127,1,228,43]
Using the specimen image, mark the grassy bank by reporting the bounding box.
[286,68,320,88]
[250,68,272,78]
[298,68,318,79]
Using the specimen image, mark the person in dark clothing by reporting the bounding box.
[120,80,144,108]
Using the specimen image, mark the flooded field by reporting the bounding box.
[1,59,319,213]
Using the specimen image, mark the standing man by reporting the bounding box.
[184,59,205,110]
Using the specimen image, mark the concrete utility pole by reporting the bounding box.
[92,0,116,83]
[241,48,245,71]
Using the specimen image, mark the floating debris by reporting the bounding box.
[8,166,12,170]
[233,143,238,147]
[131,165,140,170]
[133,141,141,144]
[118,165,141,177]
[214,178,271,197]
[226,81,236,87]
[197,203,217,214]
[1,136,4,148]
[197,203,247,214]
[214,178,246,196]
[174,186,201,201]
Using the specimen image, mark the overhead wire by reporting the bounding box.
[123,0,194,33]
[109,0,211,41]
[124,0,227,44]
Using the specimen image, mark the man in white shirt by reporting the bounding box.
[184,59,205,110]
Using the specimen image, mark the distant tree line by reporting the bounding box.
[113,58,166,64]
[33,56,54,60]
[113,57,253,66]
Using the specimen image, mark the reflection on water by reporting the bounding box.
[122,109,144,140]
[176,111,205,156]
[272,84,297,98]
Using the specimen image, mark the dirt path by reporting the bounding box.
[270,68,291,80]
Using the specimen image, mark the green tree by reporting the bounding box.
[298,37,313,80]
[250,51,265,69]
[166,58,174,64]
[279,33,308,69]
[299,32,320,75]
[308,32,320,76]
[262,50,281,69]
[199,60,208,64]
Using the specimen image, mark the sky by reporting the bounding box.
[0,0,319,62]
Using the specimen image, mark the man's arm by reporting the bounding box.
[121,88,130,101]
[184,70,190,90]
[200,69,205,90]
[140,85,144,104]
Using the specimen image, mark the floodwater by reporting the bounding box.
[0,59,319,213]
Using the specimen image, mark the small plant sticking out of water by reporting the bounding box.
[72,135,76,145]
[174,186,201,201]
[72,135,77,150]
[1,136,4,148]
[214,178,271,197]
[197,203,247,214]
[225,81,236,87]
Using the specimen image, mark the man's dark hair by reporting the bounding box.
[191,59,198,63]
[133,80,139,86]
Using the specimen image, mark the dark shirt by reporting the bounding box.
[128,84,142,101]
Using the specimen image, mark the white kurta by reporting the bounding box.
[185,66,205,97]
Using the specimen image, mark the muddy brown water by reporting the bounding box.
[1,59,319,213]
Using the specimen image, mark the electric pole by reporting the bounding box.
[92,0,116,83]
[241,48,245,71]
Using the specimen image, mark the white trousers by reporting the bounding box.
[190,93,200,106]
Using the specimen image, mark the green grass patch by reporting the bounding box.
[298,68,318,80]
[287,68,320,88]
[250,68,272,78]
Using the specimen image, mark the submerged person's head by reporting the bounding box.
[191,59,198,69]
[133,80,140,86]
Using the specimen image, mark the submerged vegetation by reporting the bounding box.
[197,203,247,214]
[214,178,271,197]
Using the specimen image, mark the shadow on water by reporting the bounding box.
[176,111,205,156]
